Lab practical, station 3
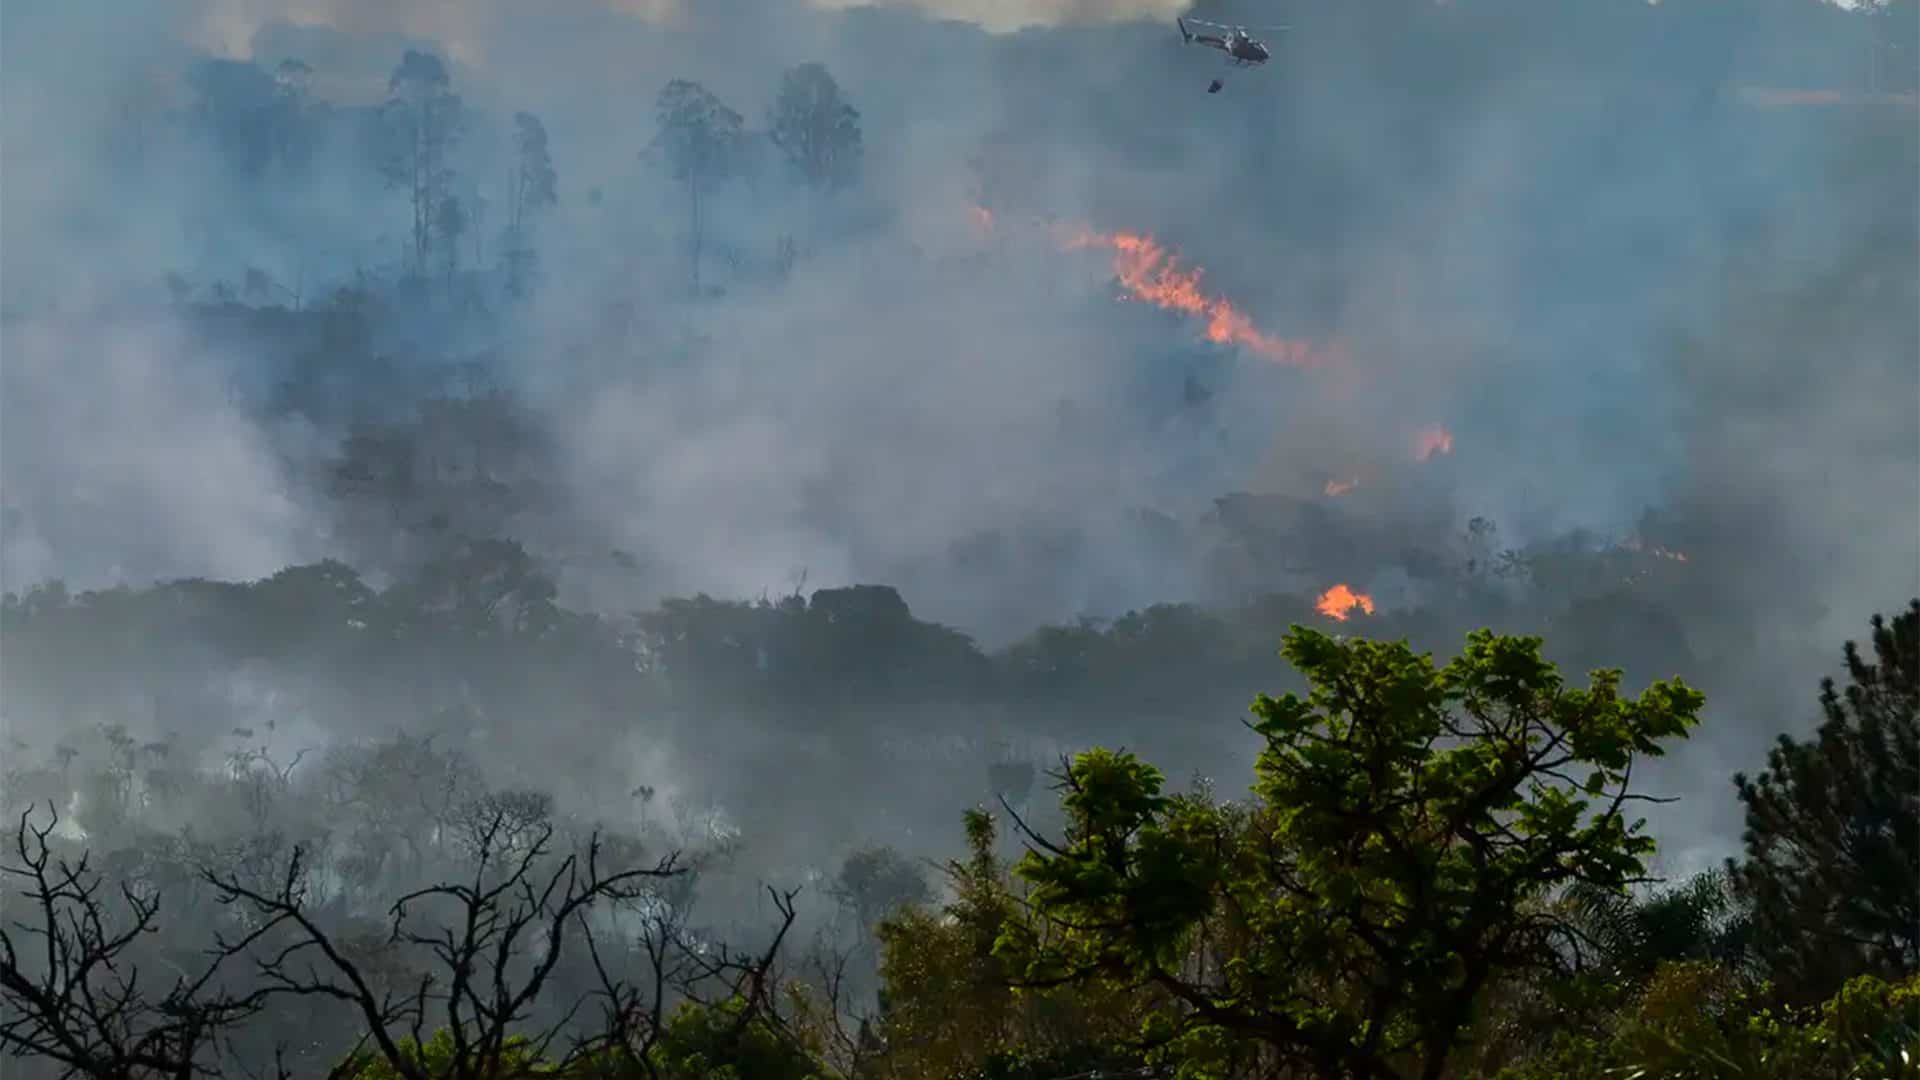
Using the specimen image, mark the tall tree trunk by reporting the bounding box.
[689,176,703,296]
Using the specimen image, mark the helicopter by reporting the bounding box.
[1176,16,1290,93]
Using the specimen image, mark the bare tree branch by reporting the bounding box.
[1,804,287,1080]
[204,805,682,1080]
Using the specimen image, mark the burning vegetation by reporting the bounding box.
[968,204,1467,492]
[968,205,1334,368]
[1057,225,1333,369]
[1315,583,1377,621]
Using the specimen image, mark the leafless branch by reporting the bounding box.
[1,803,286,1080]
[205,805,683,1080]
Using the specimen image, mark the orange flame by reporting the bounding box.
[1315,584,1376,621]
[1324,477,1359,497]
[1059,226,1330,368]
[1414,425,1454,462]
[966,205,1333,368]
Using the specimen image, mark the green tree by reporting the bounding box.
[1000,626,1704,1080]
[335,1028,549,1079]
[1729,600,1920,1002]
[1563,869,1754,988]
[646,996,825,1080]
[1495,963,1920,1080]
[871,810,1153,1080]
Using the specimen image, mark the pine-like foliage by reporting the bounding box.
[1729,600,1920,1002]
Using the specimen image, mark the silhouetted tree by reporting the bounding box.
[768,62,863,194]
[330,426,418,528]
[0,806,287,1079]
[270,59,317,173]
[648,80,745,295]
[388,538,560,642]
[208,810,684,1080]
[830,846,931,932]
[1728,599,1920,1002]
[379,51,465,278]
[503,112,558,297]
[507,112,557,232]
[1564,869,1754,986]
[187,60,278,178]
[435,195,465,287]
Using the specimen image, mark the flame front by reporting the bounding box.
[1060,226,1330,368]
[1315,584,1376,621]
[967,206,1446,479]
[1414,425,1455,462]
[966,206,1332,369]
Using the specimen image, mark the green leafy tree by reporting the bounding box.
[1000,626,1704,1080]
[1468,870,1761,1071]
[338,1005,829,1080]
[871,810,1153,1080]
[1496,963,1920,1080]
[645,996,825,1080]
[335,1028,549,1079]
[1729,600,1920,1002]
[1564,869,1754,987]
